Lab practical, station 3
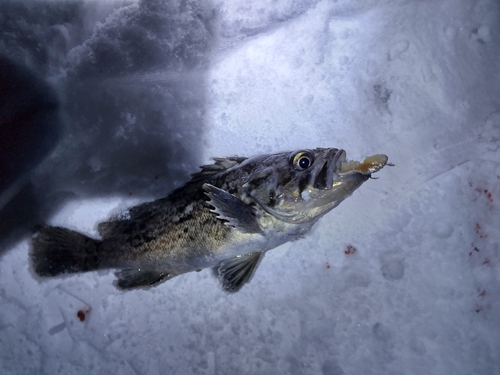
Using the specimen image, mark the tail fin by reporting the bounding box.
[31,226,102,277]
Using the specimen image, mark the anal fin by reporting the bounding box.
[216,252,265,293]
[114,268,170,290]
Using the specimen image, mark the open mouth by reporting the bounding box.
[313,150,389,190]
[313,149,346,190]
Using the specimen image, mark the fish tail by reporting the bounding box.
[31,226,102,277]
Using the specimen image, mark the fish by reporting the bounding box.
[31,148,389,292]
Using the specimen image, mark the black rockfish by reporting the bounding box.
[31,148,389,292]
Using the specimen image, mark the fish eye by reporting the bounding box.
[299,157,310,169]
[292,151,314,171]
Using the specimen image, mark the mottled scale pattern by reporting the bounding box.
[31,147,389,291]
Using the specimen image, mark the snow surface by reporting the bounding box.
[1,0,499,374]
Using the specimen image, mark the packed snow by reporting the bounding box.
[0,0,499,374]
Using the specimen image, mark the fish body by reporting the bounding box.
[31,148,389,292]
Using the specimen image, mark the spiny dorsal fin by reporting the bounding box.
[190,157,247,183]
[216,252,265,293]
[99,158,248,239]
[203,183,262,234]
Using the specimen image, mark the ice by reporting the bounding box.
[388,40,409,61]
[1,0,500,374]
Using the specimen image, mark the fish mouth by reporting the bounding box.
[313,149,367,190]
[312,149,390,190]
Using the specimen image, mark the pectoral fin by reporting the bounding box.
[114,268,170,290]
[203,183,262,234]
[216,252,265,293]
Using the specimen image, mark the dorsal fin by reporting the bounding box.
[189,157,247,183]
[98,157,247,239]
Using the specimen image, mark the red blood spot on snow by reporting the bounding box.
[77,306,91,322]
[77,311,85,322]
[469,245,480,257]
[325,262,331,269]
[483,189,493,203]
[344,245,357,255]
[474,223,487,239]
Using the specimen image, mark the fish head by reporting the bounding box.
[240,148,388,224]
